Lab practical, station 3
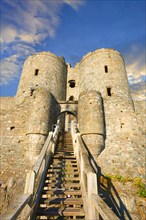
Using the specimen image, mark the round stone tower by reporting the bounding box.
[16,52,67,102]
[16,51,67,163]
[78,90,105,157]
[26,89,53,162]
[79,48,133,106]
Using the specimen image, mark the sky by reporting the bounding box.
[0,0,145,100]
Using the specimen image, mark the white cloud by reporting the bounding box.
[0,45,36,85]
[1,0,85,45]
[64,0,85,10]
[126,50,146,100]
[130,81,146,101]
[0,0,85,85]
[0,26,18,44]
[0,59,20,85]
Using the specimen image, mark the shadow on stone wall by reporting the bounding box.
[102,97,106,140]
[82,140,133,220]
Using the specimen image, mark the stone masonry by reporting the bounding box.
[0,48,145,216]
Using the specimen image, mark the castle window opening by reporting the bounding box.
[35,69,39,76]
[104,65,108,73]
[69,96,75,101]
[107,87,112,96]
[10,126,15,130]
[68,80,75,88]
[30,88,35,96]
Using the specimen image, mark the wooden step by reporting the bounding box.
[53,155,76,159]
[47,175,79,179]
[55,153,74,155]
[43,182,81,189]
[37,207,84,216]
[43,189,82,196]
[41,197,83,205]
[45,176,80,183]
[49,165,77,169]
[47,170,79,175]
[48,168,78,172]
[55,151,73,153]
[52,160,77,163]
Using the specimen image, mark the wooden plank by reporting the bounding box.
[48,168,78,172]
[33,132,53,175]
[0,194,31,220]
[52,160,77,163]
[53,156,76,159]
[43,189,82,196]
[46,176,80,181]
[47,170,79,174]
[43,182,81,189]
[41,197,83,205]
[92,194,119,220]
[24,170,35,194]
[37,207,84,216]
[49,165,78,169]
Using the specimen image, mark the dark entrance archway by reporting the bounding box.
[57,110,77,118]
[57,110,77,132]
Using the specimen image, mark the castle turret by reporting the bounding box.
[78,91,105,157]
[16,52,67,102]
[16,52,66,163]
[26,89,59,162]
[78,48,134,157]
[79,48,133,106]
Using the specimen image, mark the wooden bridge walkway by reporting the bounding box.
[36,132,85,219]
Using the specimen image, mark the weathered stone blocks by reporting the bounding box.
[79,48,133,108]
[78,90,105,156]
[26,89,59,162]
[16,52,67,103]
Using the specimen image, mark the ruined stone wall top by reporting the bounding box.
[80,48,124,64]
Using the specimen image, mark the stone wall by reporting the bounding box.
[0,89,61,214]
[96,98,145,179]
[66,63,79,101]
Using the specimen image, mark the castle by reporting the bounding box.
[0,48,145,217]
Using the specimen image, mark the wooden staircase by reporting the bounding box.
[36,132,85,219]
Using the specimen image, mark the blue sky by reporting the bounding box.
[0,0,145,100]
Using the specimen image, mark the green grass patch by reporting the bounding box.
[103,174,146,198]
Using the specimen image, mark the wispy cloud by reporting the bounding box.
[125,45,146,100]
[0,0,85,85]
[130,81,146,101]
[0,45,36,85]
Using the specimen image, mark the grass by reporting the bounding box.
[102,174,146,198]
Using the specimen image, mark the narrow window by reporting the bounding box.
[69,96,74,101]
[10,126,15,130]
[107,87,111,96]
[30,88,34,96]
[35,69,39,76]
[68,80,75,88]
[104,65,108,73]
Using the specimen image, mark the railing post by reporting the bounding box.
[87,172,98,220]
[24,171,35,195]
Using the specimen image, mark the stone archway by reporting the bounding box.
[57,110,77,132]
[57,110,77,118]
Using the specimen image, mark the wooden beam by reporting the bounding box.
[92,194,119,220]
[0,194,31,220]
